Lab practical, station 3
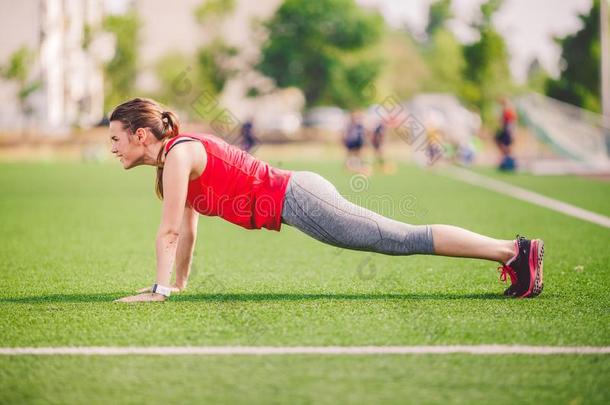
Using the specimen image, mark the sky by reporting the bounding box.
[357,0,594,82]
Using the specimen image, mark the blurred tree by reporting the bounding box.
[422,29,466,95]
[103,12,140,112]
[1,47,32,85]
[0,46,42,130]
[462,0,512,122]
[194,0,239,93]
[526,58,550,94]
[477,0,503,29]
[377,31,429,101]
[418,1,467,96]
[426,0,452,38]
[194,0,236,23]
[257,0,384,108]
[154,1,239,121]
[546,0,601,112]
[196,39,239,95]
[154,51,193,110]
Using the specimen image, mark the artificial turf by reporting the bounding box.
[473,166,610,217]
[1,355,608,404]
[0,160,608,404]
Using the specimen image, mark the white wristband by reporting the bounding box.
[152,283,171,297]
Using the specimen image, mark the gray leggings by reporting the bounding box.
[280,171,435,255]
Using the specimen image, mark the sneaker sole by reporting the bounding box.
[522,239,544,298]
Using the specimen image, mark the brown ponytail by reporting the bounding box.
[109,98,181,199]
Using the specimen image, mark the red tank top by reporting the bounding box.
[164,133,292,231]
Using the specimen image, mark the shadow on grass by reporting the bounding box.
[0,292,515,304]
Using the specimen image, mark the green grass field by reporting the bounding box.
[0,160,609,404]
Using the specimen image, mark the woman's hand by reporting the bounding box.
[114,293,167,303]
[136,284,184,294]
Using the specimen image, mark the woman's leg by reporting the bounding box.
[430,225,514,263]
[281,171,516,264]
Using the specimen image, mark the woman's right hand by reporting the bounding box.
[136,284,184,294]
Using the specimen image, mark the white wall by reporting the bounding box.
[0,0,107,133]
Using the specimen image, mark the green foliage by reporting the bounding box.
[258,0,384,108]
[478,0,503,29]
[426,0,452,37]
[196,40,238,95]
[421,29,465,94]
[82,23,93,50]
[17,80,42,101]
[154,52,194,111]
[462,0,511,122]
[546,0,602,112]
[194,0,236,23]
[525,59,550,94]
[0,46,42,117]
[246,87,261,98]
[419,0,511,123]
[376,31,429,101]
[0,46,32,83]
[155,49,236,123]
[153,0,239,122]
[102,12,140,113]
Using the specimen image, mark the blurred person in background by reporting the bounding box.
[108,98,544,303]
[424,111,445,166]
[239,118,259,153]
[369,121,396,174]
[342,111,369,174]
[495,98,517,171]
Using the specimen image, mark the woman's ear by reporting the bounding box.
[134,127,148,144]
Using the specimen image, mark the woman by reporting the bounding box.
[111,98,543,303]
[495,98,517,171]
[342,111,368,174]
[369,121,395,174]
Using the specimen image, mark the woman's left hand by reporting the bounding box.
[136,284,183,294]
[114,293,167,303]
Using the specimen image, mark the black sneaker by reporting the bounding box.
[498,236,544,298]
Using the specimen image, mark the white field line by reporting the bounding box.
[0,346,609,356]
[446,167,610,229]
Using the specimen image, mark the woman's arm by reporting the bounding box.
[115,143,200,303]
[134,207,197,294]
[174,205,199,290]
[154,147,192,288]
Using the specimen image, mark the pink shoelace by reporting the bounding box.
[499,239,519,285]
[498,264,517,285]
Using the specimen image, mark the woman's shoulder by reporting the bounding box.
[163,136,207,180]
[164,134,207,154]
[166,135,206,154]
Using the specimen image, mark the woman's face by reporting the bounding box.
[109,121,140,169]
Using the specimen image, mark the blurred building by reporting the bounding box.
[0,0,112,134]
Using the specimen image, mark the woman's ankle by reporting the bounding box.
[499,240,517,264]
